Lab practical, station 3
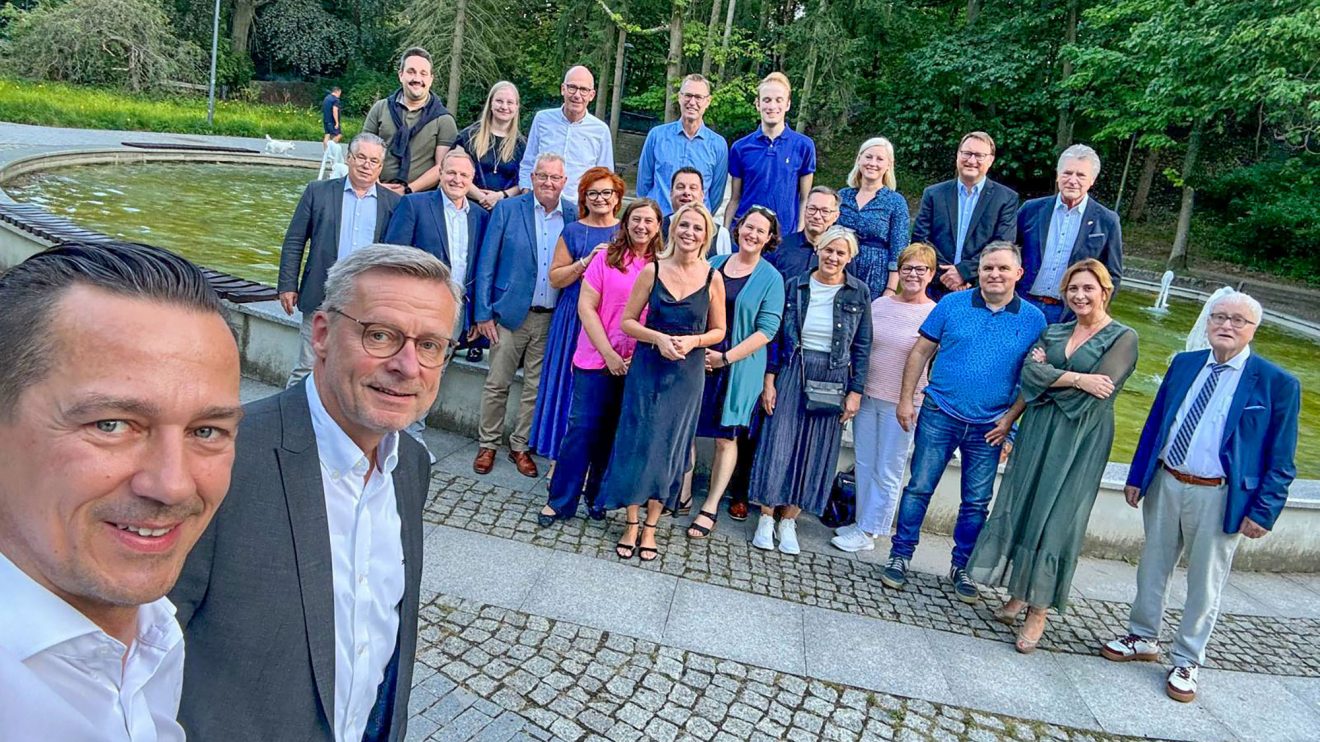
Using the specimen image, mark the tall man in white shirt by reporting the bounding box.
[518,65,614,199]
[172,245,460,741]
[0,242,243,741]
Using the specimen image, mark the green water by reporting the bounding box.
[6,162,1316,476]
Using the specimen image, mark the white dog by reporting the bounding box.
[264,135,296,155]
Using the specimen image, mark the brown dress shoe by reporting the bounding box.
[508,450,539,478]
[728,501,749,521]
[473,447,496,474]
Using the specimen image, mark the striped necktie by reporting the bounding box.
[1166,363,1230,468]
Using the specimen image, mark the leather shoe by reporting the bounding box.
[473,447,496,474]
[728,500,749,521]
[508,450,539,478]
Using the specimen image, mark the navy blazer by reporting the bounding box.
[911,178,1019,283]
[382,192,489,335]
[1017,195,1123,297]
[1127,350,1301,532]
[473,192,578,331]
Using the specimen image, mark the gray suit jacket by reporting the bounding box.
[171,381,428,741]
[277,177,403,313]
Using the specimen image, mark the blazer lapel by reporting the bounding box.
[966,180,995,238]
[373,188,391,240]
[1070,200,1098,261]
[942,182,958,251]
[1221,355,1260,448]
[1163,351,1209,438]
[276,388,337,725]
[329,178,345,242]
[429,194,450,264]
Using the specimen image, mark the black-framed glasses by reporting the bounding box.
[564,83,594,96]
[330,309,454,368]
[805,206,836,216]
[899,265,931,275]
[1208,312,1256,329]
[958,150,992,162]
[585,189,616,200]
[532,172,566,183]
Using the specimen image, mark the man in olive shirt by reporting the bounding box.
[363,46,457,195]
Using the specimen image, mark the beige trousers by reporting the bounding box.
[477,312,551,451]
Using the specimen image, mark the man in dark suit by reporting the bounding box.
[278,132,403,387]
[1018,144,1124,323]
[1101,291,1300,704]
[911,131,1019,295]
[172,244,461,741]
[471,152,578,477]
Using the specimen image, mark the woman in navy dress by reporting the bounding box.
[597,203,727,562]
[453,81,526,209]
[837,136,909,300]
[529,167,623,462]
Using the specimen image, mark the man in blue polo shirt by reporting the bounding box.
[880,241,1046,603]
[724,72,815,235]
[637,74,728,216]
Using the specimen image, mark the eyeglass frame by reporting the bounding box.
[584,189,616,200]
[958,149,993,162]
[563,83,594,96]
[1208,312,1257,330]
[328,308,456,368]
[898,264,932,275]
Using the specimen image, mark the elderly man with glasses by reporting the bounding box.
[518,65,614,200]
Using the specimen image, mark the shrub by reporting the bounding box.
[1197,154,1320,283]
[338,65,397,116]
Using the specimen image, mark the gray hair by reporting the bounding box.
[806,185,840,206]
[349,132,385,156]
[1209,290,1263,324]
[441,148,475,169]
[533,151,566,171]
[0,241,226,417]
[321,244,462,319]
[680,73,712,94]
[979,240,1022,267]
[1057,144,1101,177]
[816,226,860,258]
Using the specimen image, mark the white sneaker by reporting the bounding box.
[777,519,801,555]
[833,523,859,538]
[1100,634,1161,663]
[752,514,775,550]
[831,528,874,552]
[1166,665,1198,703]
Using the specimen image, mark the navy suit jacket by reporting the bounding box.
[1127,350,1301,533]
[473,192,577,331]
[911,178,1019,283]
[1017,195,1123,297]
[382,192,489,334]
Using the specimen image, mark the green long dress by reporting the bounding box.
[967,320,1139,612]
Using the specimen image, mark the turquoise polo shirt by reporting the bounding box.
[919,288,1047,424]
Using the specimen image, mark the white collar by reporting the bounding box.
[443,195,468,214]
[305,373,399,481]
[1209,344,1252,371]
[534,199,563,218]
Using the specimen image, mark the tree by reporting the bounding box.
[231,0,274,55]
[255,0,354,76]
[662,0,684,121]
[396,0,508,112]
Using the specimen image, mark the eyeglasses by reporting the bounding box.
[330,309,454,368]
[805,206,837,216]
[1208,312,1256,329]
[899,265,931,275]
[585,189,616,200]
[532,172,566,183]
[959,150,993,162]
[564,83,594,96]
[679,93,710,102]
[351,154,383,167]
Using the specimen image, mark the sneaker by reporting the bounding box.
[752,514,775,550]
[777,519,801,555]
[831,528,874,553]
[1100,634,1161,663]
[833,523,860,538]
[880,556,909,589]
[948,566,979,604]
[1166,665,1198,703]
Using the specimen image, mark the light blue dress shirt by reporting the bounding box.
[954,178,986,264]
[1161,346,1251,479]
[1029,195,1088,298]
[636,120,729,215]
[337,180,378,261]
[518,107,614,197]
[532,200,565,309]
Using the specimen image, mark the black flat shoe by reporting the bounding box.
[465,347,483,362]
[587,507,606,521]
[687,509,718,540]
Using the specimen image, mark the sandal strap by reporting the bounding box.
[698,509,719,521]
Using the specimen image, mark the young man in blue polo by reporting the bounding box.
[880,241,1047,603]
[724,72,816,235]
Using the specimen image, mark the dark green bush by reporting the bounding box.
[1198,154,1320,284]
[337,65,396,116]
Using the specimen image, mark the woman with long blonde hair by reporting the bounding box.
[454,81,527,209]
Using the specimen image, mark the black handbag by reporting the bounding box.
[820,466,857,528]
[800,352,846,415]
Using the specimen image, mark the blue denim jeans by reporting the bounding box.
[547,368,625,518]
[888,399,1002,568]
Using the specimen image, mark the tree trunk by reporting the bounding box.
[717,0,736,79]
[597,19,617,120]
[1167,123,1203,270]
[230,0,258,54]
[609,27,627,143]
[1054,0,1078,149]
[1128,146,1160,221]
[701,0,723,77]
[447,0,469,110]
[797,0,826,132]
[663,0,684,122]
[966,0,980,25]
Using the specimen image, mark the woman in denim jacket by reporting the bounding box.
[747,226,873,554]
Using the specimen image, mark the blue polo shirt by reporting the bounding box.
[919,289,1046,424]
[728,126,816,234]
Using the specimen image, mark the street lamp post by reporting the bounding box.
[206,0,221,127]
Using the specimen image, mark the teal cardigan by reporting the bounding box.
[710,254,786,426]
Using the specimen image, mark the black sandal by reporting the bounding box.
[664,494,694,517]
[638,522,660,562]
[687,509,718,540]
[615,521,640,560]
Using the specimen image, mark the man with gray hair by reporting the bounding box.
[1017,143,1124,323]
[518,65,614,198]
[0,242,242,739]
[279,131,403,386]
[173,244,460,741]
[1102,290,1299,704]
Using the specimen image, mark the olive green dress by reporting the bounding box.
[967,320,1138,612]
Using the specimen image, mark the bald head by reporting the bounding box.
[561,65,596,121]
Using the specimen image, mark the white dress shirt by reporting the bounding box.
[532,199,565,309]
[1162,346,1251,479]
[306,375,405,742]
[443,196,471,289]
[518,106,615,196]
[0,551,185,742]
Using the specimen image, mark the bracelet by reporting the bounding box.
[721,351,730,366]
[1071,373,1080,388]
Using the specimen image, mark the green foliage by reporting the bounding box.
[216,47,256,90]
[1197,155,1320,283]
[621,73,757,135]
[256,0,355,77]
[336,64,396,116]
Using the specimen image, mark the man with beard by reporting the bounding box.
[364,47,458,195]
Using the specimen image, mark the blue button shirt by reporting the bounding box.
[1029,195,1088,298]
[765,231,816,281]
[728,126,816,234]
[531,200,565,308]
[954,178,986,264]
[918,289,1046,424]
[636,120,729,216]
[337,180,378,261]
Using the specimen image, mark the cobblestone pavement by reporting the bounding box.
[424,472,1320,678]
[408,594,1142,742]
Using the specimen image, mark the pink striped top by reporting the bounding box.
[865,296,937,404]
